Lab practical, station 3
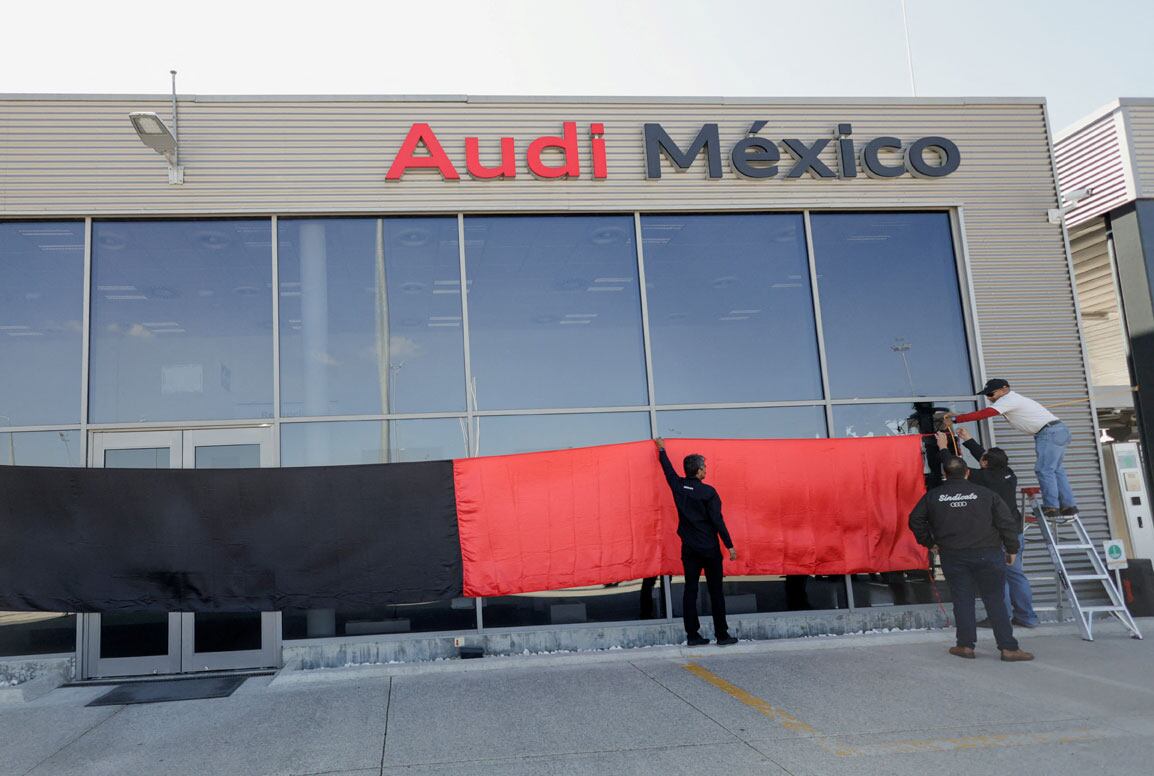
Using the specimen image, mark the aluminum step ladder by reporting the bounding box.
[1022,486,1142,641]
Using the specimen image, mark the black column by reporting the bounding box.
[1109,201,1154,490]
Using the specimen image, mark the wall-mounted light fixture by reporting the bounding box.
[129,70,184,184]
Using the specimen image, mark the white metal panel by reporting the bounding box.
[1053,109,1133,227]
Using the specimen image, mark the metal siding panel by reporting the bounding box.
[1053,110,1133,226]
[1125,104,1154,198]
[0,97,1103,606]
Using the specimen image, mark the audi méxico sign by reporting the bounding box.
[385,121,960,181]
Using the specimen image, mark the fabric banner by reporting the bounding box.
[454,437,927,597]
[0,461,460,612]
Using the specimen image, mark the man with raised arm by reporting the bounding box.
[946,379,1077,518]
[654,438,738,647]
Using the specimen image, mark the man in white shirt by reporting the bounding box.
[946,379,1077,518]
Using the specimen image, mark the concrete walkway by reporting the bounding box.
[3,620,1152,776]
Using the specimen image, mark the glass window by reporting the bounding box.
[281,599,476,639]
[477,410,655,626]
[89,220,274,423]
[811,212,972,399]
[478,412,651,456]
[657,406,826,439]
[643,214,823,404]
[0,430,82,466]
[670,575,848,617]
[278,218,465,417]
[281,418,467,467]
[1,428,80,656]
[0,222,84,426]
[833,400,976,610]
[464,216,648,410]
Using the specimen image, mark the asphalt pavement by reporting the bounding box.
[2,619,1152,776]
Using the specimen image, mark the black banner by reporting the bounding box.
[0,461,461,612]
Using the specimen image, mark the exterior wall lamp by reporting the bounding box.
[129,70,184,184]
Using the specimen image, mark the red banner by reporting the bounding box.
[453,437,927,597]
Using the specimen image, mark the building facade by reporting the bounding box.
[0,95,1104,676]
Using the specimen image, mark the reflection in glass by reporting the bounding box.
[0,222,84,425]
[478,412,651,456]
[481,580,667,628]
[104,447,171,469]
[811,212,972,399]
[278,218,465,417]
[643,214,822,404]
[657,407,826,439]
[0,430,81,466]
[670,576,846,616]
[282,600,477,638]
[193,613,262,652]
[465,216,647,410]
[89,220,274,423]
[194,444,260,469]
[281,418,468,466]
[100,613,169,658]
[0,612,76,657]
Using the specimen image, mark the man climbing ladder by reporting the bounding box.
[946,379,1077,518]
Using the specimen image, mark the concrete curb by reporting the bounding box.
[270,617,1127,688]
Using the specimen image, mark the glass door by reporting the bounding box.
[180,428,278,672]
[80,428,279,678]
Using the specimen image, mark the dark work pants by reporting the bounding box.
[682,549,729,638]
[939,548,1019,651]
[639,576,659,619]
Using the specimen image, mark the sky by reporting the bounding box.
[2,0,1152,132]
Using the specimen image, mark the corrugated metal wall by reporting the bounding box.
[1054,108,1132,228]
[0,96,1102,605]
[1070,217,1130,391]
[1127,102,1154,199]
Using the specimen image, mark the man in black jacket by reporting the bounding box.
[936,429,1038,629]
[654,438,738,647]
[909,456,1034,661]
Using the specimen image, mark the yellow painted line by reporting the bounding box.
[848,728,1105,756]
[681,662,1107,759]
[681,663,820,736]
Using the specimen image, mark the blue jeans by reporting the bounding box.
[940,547,1019,651]
[1035,421,1076,510]
[1004,532,1038,626]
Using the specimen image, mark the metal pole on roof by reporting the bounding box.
[170,70,179,167]
[900,0,918,97]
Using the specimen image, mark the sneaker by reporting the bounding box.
[716,636,738,646]
[1059,506,1079,516]
[976,618,993,629]
[949,646,975,659]
[1000,648,1035,662]
[686,635,710,647]
[1012,618,1039,629]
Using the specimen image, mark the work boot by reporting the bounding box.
[1042,507,1061,518]
[949,646,975,659]
[1059,506,1079,516]
[686,635,710,647]
[716,635,738,646]
[1000,648,1035,662]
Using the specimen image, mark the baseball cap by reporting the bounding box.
[978,378,1009,396]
